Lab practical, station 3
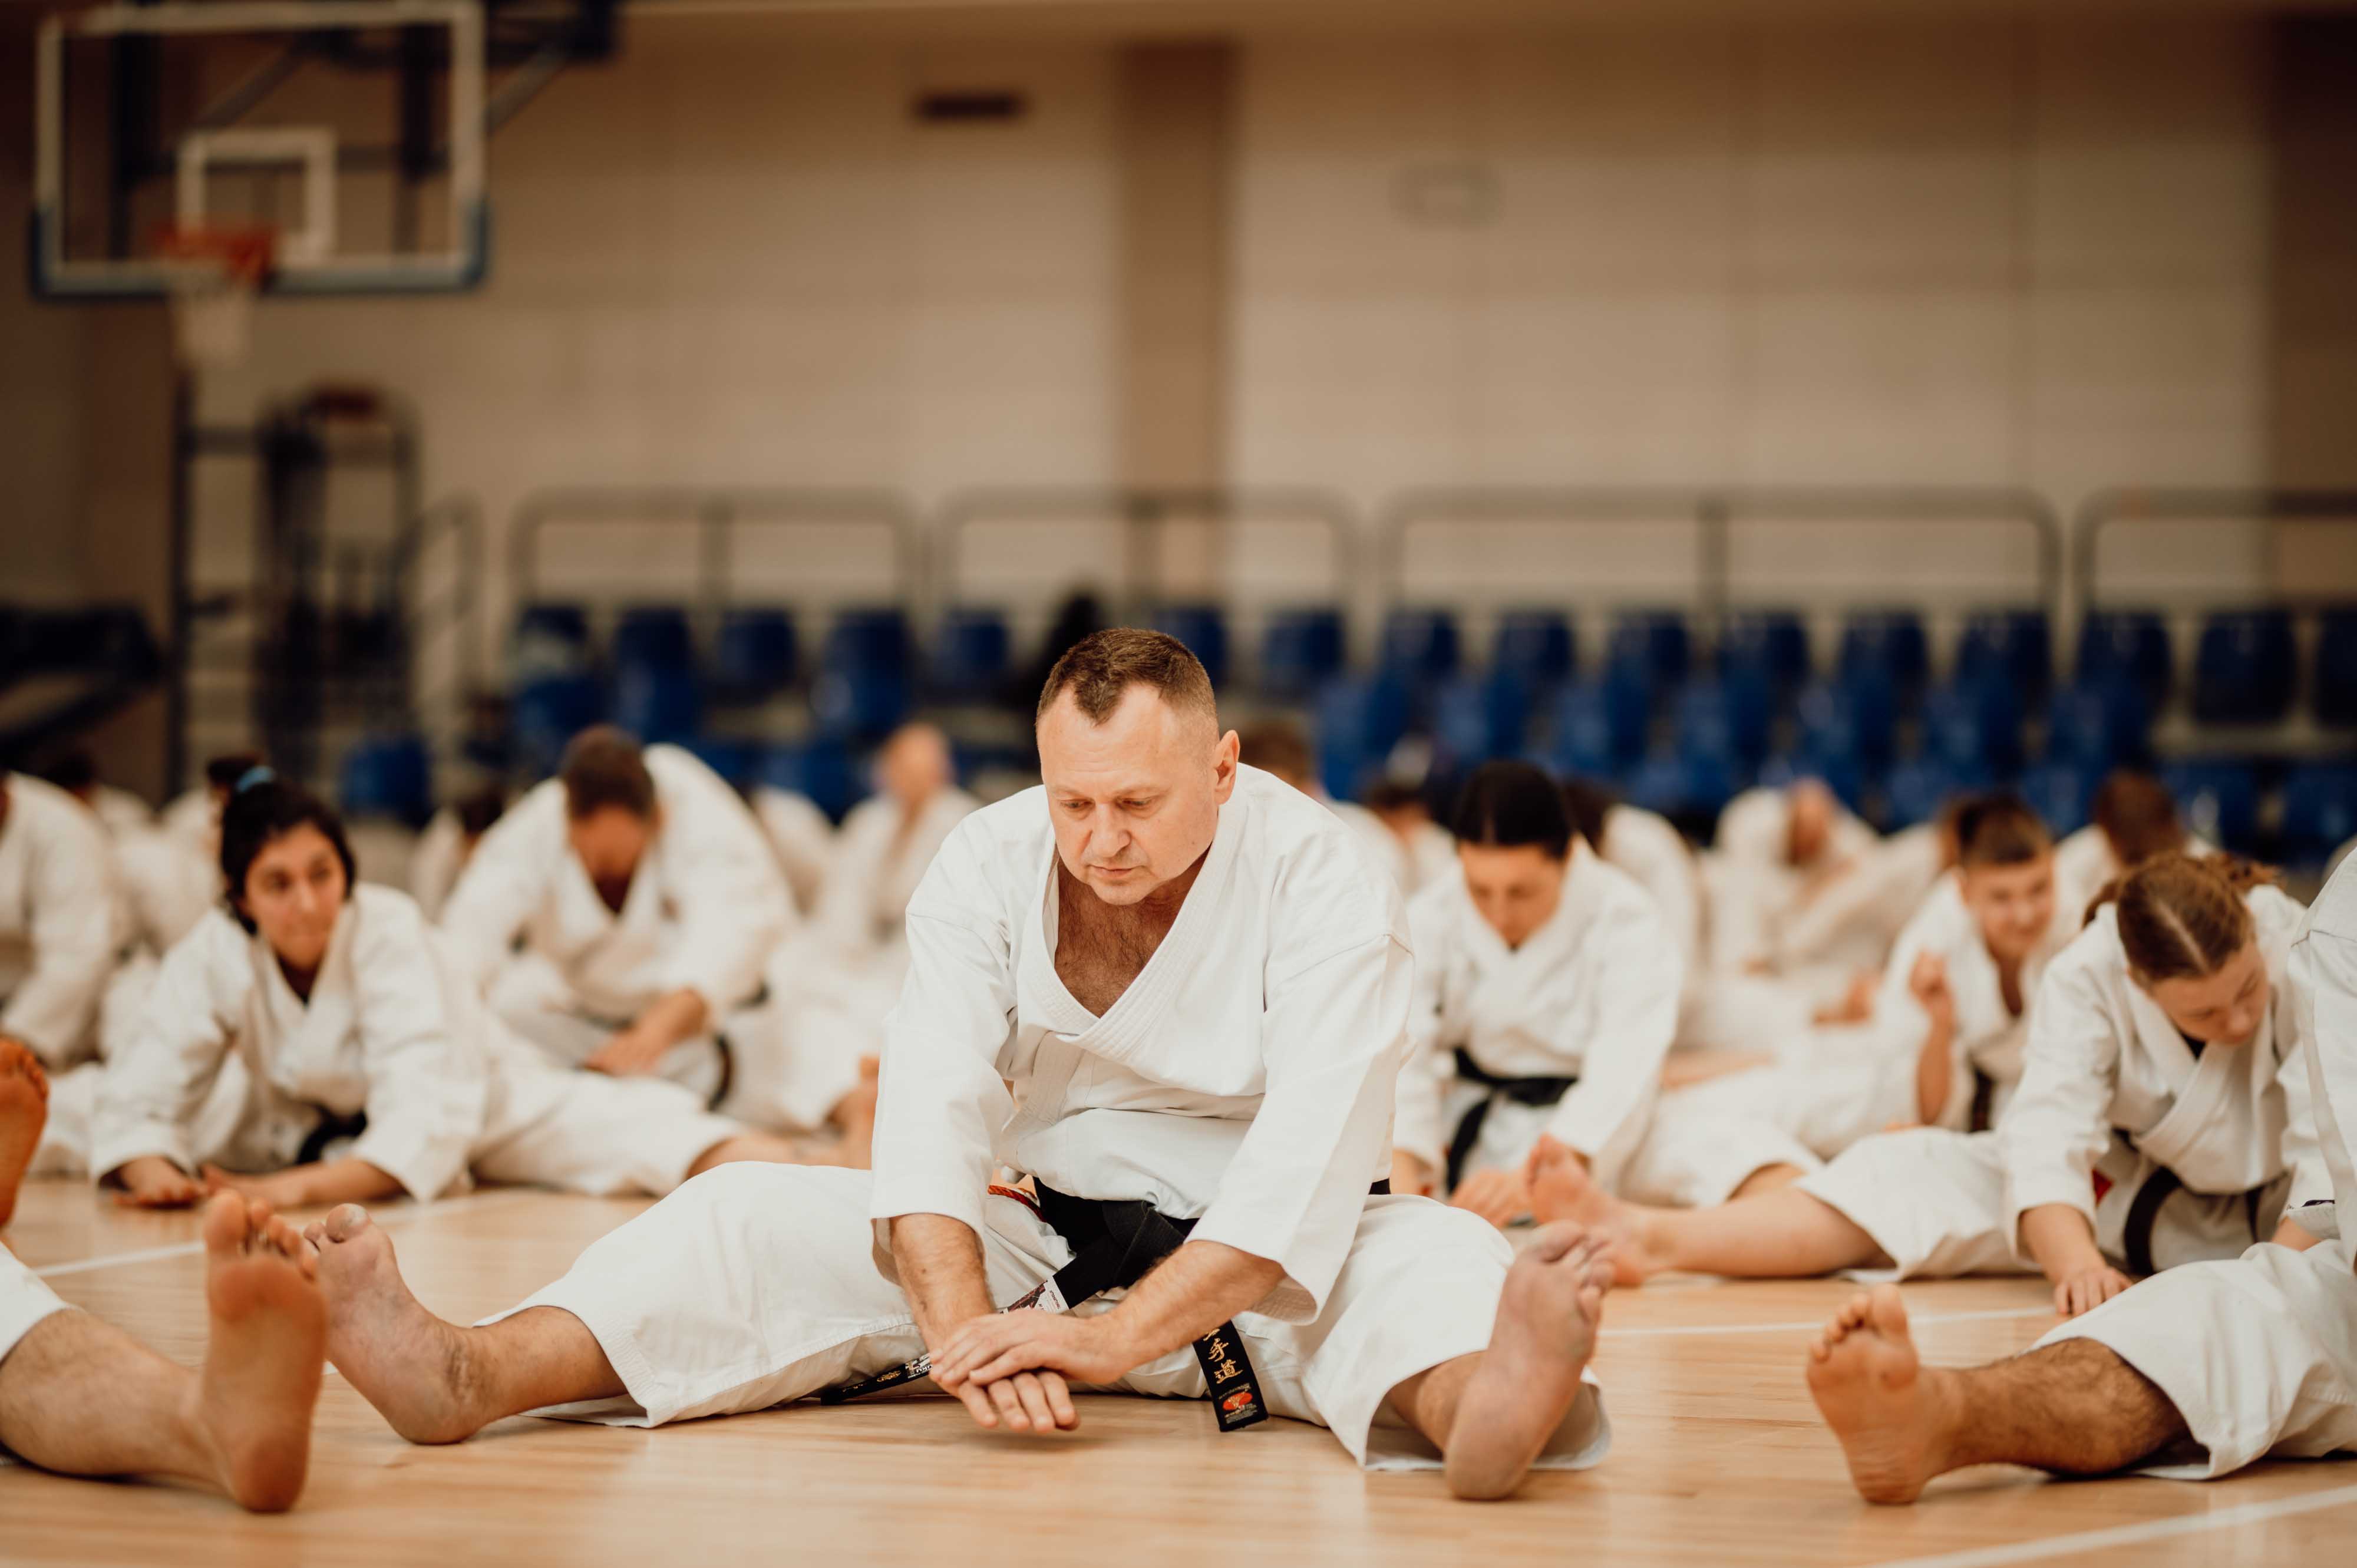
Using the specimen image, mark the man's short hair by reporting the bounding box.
[559,726,657,820]
[1035,628,1217,725]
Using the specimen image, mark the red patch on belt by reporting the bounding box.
[988,1183,1040,1214]
[2092,1172,2112,1202]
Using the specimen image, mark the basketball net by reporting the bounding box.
[154,223,278,370]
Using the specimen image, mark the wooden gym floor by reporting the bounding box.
[4,1177,2353,1567]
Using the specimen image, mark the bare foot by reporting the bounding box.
[306,1204,483,1444]
[1442,1221,1614,1500]
[192,1193,326,1512]
[1805,1285,1955,1504]
[1524,1136,1666,1286]
[831,1064,879,1171]
[0,1039,48,1229]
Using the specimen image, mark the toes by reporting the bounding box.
[200,1190,250,1253]
[321,1204,370,1244]
[1867,1285,1910,1338]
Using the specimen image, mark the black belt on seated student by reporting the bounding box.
[295,1108,369,1167]
[1445,1048,1577,1191]
[821,1176,1391,1431]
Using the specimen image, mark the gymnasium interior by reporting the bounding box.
[4,0,2357,1563]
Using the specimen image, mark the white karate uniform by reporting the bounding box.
[44,885,742,1200]
[441,746,847,1131]
[0,1247,71,1371]
[1396,818,1458,898]
[1636,874,2075,1209]
[0,775,128,1069]
[1392,845,1681,1199]
[158,788,217,860]
[487,766,1610,1471]
[2041,858,2357,1477]
[814,787,978,962]
[1599,805,1701,982]
[88,785,153,837]
[751,787,835,917]
[407,808,470,922]
[1794,885,2323,1279]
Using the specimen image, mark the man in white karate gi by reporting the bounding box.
[1803,850,2357,1500]
[303,629,1614,1497]
[440,728,864,1137]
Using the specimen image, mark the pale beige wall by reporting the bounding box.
[1229,15,2277,648]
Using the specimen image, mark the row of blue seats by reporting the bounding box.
[510,600,2357,731]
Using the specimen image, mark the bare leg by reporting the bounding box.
[1807,1284,2186,1504]
[830,1058,880,1170]
[308,1204,624,1444]
[1381,1223,1616,1500]
[685,1133,808,1179]
[0,1193,325,1511]
[1730,1163,1808,1198]
[0,1038,48,1229]
[1527,1135,1876,1285]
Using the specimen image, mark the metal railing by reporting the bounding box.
[2075,488,2357,615]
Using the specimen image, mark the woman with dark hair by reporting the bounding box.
[2049,769,2208,926]
[1531,847,2327,1307]
[1389,761,1683,1227]
[41,774,818,1210]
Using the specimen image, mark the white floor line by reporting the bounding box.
[1864,1481,2357,1568]
[31,1188,541,1279]
[1602,1305,2052,1339]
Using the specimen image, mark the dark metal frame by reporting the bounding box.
[2074,488,2357,615]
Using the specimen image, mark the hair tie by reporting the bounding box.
[234,765,277,794]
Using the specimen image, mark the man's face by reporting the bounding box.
[1457,842,1567,949]
[1038,685,1236,907]
[880,725,952,813]
[1962,854,2056,965]
[1787,781,1834,866]
[567,804,655,893]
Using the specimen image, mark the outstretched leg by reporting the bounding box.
[309,1204,624,1444]
[1383,1222,1616,1500]
[1527,1135,1876,1285]
[0,1193,325,1511]
[0,1038,48,1229]
[1807,1283,2185,1504]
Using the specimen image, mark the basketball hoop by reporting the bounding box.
[154,223,278,370]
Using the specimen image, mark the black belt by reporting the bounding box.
[295,1108,368,1166]
[822,1178,1391,1431]
[1445,1048,1576,1191]
[2115,1151,2270,1279]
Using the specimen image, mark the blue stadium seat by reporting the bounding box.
[1757,751,1867,816]
[1260,608,1346,701]
[2160,758,2261,850]
[1675,673,1774,768]
[2075,609,2173,706]
[1606,609,1691,691]
[2315,609,2357,727]
[509,602,592,684]
[1922,675,2023,773]
[823,608,914,678]
[1625,752,1739,824]
[337,734,433,824]
[1314,675,1412,801]
[1956,609,2052,699]
[929,608,1012,702]
[1492,610,1574,692]
[1882,758,1994,832]
[1797,671,1897,769]
[683,737,754,788]
[1717,609,1811,696]
[613,663,703,747]
[2282,762,2357,865]
[1543,672,1649,777]
[2191,610,2296,725]
[2015,761,2097,838]
[1147,604,1230,690]
[1380,608,1462,689]
[1433,671,1530,770]
[1839,610,1930,699]
[2042,678,2151,772]
[511,672,605,775]
[757,740,859,823]
[612,605,695,676]
[712,608,798,703]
